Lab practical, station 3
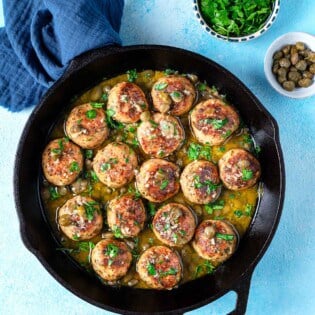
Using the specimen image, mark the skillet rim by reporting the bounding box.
[13,44,285,314]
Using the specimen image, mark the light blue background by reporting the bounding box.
[0,1,314,314]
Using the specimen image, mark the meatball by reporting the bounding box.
[180,160,221,204]
[107,82,149,123]
[192,220,238,263]
[152,203,196,247]
[107,194,146,238]
[42,138,83,186]
[58,195,103,240]
[190,99,240,145]
[93,142,138,188]
[136,159,180,203]
[91,239,132,281]
[218,148,261,190]
[65,103,109,149]
[136,246,182,289]
[137,113,185,157]
[151,76,196,116]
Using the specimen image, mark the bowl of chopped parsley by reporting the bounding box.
[193,0,280,42]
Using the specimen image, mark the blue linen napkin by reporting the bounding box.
[0,0,124,112]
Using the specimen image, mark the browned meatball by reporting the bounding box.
[180,160,221,204]
[152,203,196,247]
[65,103,109,149]
[192,220,238,263]
[91,239,132,281]
[93,142,138,188]
[218,148,261,190]
[107,194,146,238]
[136,246,182,289]
[136,159,180,203]
[137,113,185,157]
[190,99,240,145]
[151,76,196,116]
[107,82,149,123]
[58,195,103,240]
[42,138,83,186]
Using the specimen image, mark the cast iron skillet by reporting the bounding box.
[14,45,285,315]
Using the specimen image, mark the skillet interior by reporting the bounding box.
[14,45,285,314]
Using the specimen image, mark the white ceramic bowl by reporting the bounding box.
[264,32,315,98]
[193,0,280,42]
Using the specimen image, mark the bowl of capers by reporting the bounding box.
[264,32,315,98]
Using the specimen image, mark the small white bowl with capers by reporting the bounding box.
[264,32,315,98]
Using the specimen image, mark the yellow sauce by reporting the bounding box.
[42,70,261,288]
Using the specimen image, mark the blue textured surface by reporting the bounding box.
[0,0,123,111]
[0,1,314,314]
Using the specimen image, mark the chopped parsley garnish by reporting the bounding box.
[51,139,65,155]
[101,93,108,101]
[229,193,235,199]
[106,109,124,130]
[158,150,165,157]
[197,82,207,91]
[204,118,228,129]
[149,119,159,128]
[48,186,60,200]
[69,161,80,172]
[100,158,118,171]
[243,134,253,144]
[223,130,232,139]
[128,126,136,133]
[160,267,177,277]
[254,145,261,155]
[244,203,253,216]
[90,102,104,108]
[160,179,169,190]
[127,186,141,199]
[164,68,176,75]
[154,82,168,90]
[148,202,156,216]
[187,143,212,161]
[126,69,138,82]
[83,201,99,221]
[242,168,253,180]
[105,243,119,266]
[200,0,274,37]
[112,226,124,238]
[86,109,97,119]
[72,234,80,241]
[147,263,157,275]
[78,241,95,252]
[216,233,235,241]
[204,200,225,214]
[195,260,215,278]
[85,149,93,159]
[194,175,220,194]
[234,210,243,218]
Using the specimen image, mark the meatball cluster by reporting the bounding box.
[42,71,261,289]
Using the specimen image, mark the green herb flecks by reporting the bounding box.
[112,226,124,238]
[85,149,93,159]
[164,68,176,75]
[148,202,156,217]
[216,233,235,241]
[244,203,253,216]
[106,109,124,130]
[160,179,169,190]
[154,82,168,91]
[242,168,253,180]
[187,143,212,161]
[204,118,228,129]
[160,267,178,277]
[86,109,97,119]
[194,175,220,194]
[200,0,274,37]
[101,93,108,101]
[69,161,80,172]
[147,263,157,276]
[234,210,243,218]
[105,243,119,265]
[197,82,207,91]
[83,201,99,221]
[195,260,215,278]
[51,139,65,155]
[127,186,142,199]
[205,200,225,215]
[100,158,118,172]
[48,186,60,201]
[90,102,104,109]
[126,69,138,82]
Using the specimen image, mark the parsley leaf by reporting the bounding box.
[242,168,253,180]
[86,109,97,119]
[126,69,138,82]
[83,201,99,221]
[147,263,157,275]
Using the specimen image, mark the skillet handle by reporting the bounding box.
[227,270,253,315]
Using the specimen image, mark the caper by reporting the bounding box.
[296,42,305,51]
[90,86,102,101]
[102,85,111,93]
[127,279,139,287]
[58,186,68,196]
[277,67,287,77]
[282,81,295,91]
[302,71,314,79]
[309,64,315,74]
[288,71,301,82]
[272,64,280,74]
[295,60,307,71]
[140,111,151,122]
[277,75,287,84]
[298,78,312,88]
[186,73,199,83]
[306,52,315,63]
[273,51,283,60]
[290,53,299,66]
[279,58,291,68]
[282,45,291,55]
[289,66,298,72]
